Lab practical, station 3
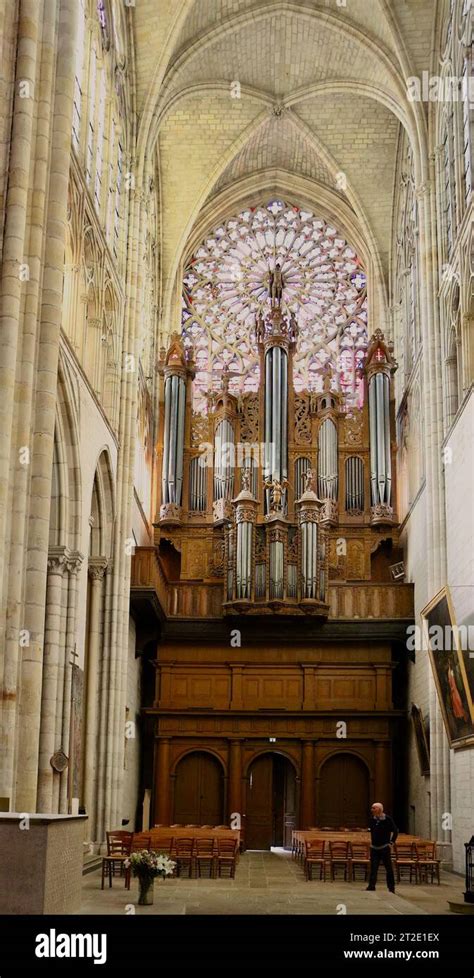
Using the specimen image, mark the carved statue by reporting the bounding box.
[241,466,252,492]
[264,476,289,512]
[221,363,230,393]
[289,311,298,342]
[268,263,284,305]
[256,314,265,344]
[303,468,316,494]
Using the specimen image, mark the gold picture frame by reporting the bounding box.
[411,703,430,774]
[421,587,474,749]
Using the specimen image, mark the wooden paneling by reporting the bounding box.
[164,578,414,620]
[164,670,231,709]
[314,669,389,710]
[241,672,302,709]
[157,661,392,712]
[317,754,370,828]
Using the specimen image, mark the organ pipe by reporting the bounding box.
[345,456,364,512]
[296,470,326,606]
[158,333,195,521]
[264,344,288,513]
[162,373,187,505]
[214,418,235,501]
[368,372,391,506]
[318,417,338,500]
[236,520,253,599]
[270,539,284,599]
[189,456,207,511]
[364,329,396,524]
[232,480,257,603]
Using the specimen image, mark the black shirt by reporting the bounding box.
[369,814,398,849]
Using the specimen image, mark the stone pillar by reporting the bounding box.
[300,741,315,829]
[0,0,59,812]
[53,571,70,811]
[15,0,81,814]
[0,0,43,613]
[59,552,83,814]
[83,558,108,835]
[418,172,451,853]
[100,185,148,836]
[228,740,242,824]
[37,548,68,812]
[155,738,171,826]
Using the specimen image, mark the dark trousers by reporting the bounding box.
[369,846,395,889]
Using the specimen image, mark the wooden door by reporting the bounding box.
[318,754,369,828]
[173,752,224,825]
[246,754,297,849]
[246,755,273,849]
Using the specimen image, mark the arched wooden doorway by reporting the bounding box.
[173,752,224,825]
[317,754,370,828]
[246,753,296,850]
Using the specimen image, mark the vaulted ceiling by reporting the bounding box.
[131,0,443,325]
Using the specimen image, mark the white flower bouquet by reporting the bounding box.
[125,849,176,882]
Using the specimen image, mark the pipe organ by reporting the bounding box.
[157,333,195,524]
[156,324,397,614]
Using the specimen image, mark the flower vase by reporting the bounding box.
[138,878,154,905]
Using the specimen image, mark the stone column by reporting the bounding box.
[83,558,108,834]
[300,740,315,829]
[419,170,451,854]
[0,0,59,812]
[100,185,148,835]
[59,551,83,814]
[52,570,69,812]
[0,0,43,612]
[155,738,171,826]
[15,0,81,814]
[37,548,68,812]
[228,740,242,824]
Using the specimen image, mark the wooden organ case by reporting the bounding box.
[133,313,414,845]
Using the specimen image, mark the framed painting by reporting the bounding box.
[421,587,474,748]
[411,703,430,774]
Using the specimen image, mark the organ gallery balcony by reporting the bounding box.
[130,545,414,623]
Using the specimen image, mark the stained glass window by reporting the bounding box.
[182,200,368,415]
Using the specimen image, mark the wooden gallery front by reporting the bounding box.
[131,326,414,850]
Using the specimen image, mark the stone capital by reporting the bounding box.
[66,550,84,576]
[47,546,68,575]
[88,557,108,581]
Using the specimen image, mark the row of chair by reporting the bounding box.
[302,840,440,883]
[154,824,229,829]
[101,831,239,889]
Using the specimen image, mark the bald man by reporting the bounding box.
[366,802,398,892]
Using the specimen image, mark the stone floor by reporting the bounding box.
[80,849,464,916]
